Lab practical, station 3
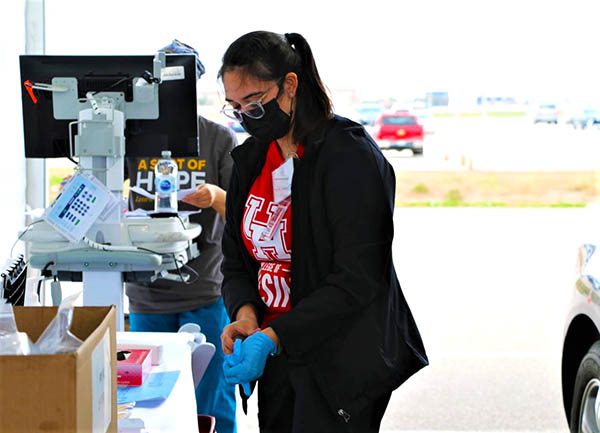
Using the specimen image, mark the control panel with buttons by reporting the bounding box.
[43,172,113,242]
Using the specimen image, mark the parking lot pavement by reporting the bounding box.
[378,117,600,172]
[379,207,586,432]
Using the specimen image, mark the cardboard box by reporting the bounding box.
[0,306,117,433]
[117,349,151,386]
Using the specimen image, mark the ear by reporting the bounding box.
[283,72,298,98]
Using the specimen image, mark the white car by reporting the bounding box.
[563,242,600,431]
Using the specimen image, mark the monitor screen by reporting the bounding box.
[19,55,199,158]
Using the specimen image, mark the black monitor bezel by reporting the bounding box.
[19,54,199,158]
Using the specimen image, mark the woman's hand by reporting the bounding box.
[223,331,277,388]
[221,305,260,355]
[221,319,259,355]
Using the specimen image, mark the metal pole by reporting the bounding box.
[24,0,46,304]
[25,0,46,215]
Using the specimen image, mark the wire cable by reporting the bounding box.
[180,262,200,285]
[137,247,191,285]
[175,214,188,231]
[39,261,55,278]
[136,246,163,255]
[90,76,133,96]
[171,253,186,284]
[36,266,55,305]
[10,220,43,259]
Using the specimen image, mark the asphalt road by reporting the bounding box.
[378,207,581,432]
[237,207,595,432]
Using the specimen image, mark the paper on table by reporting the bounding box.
[129,186,199,201]
[177,187,199,200]
[117,370,180,404]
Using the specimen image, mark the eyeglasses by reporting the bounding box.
[221,82,281,122]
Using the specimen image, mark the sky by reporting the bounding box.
[43,0,600,106]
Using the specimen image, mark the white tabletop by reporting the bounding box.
[117,332,199,433]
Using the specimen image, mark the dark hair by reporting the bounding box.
[218,31,333,146]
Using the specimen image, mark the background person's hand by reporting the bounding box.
[181,183,218,209]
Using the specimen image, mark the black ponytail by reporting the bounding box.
[219,31,333,146]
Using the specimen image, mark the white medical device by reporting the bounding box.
[19,53,201,330]
[43,172,115,243]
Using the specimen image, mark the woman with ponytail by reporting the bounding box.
[219,31,428,432]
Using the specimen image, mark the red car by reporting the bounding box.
[372,112,424,154]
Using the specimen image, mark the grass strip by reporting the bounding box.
[396,201,586,208]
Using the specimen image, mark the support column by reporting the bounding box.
[25,0,46,214]
[83,272,125,331]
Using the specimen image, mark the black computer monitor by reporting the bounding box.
[19,54,199,158]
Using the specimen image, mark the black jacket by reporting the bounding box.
[222,115,428,418]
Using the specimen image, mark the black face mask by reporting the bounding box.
[241,98,291,142]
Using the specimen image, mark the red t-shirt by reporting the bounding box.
[241,141,304,327]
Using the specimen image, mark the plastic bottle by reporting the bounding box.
[154,150,178,213]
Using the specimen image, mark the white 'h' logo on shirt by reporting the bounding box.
[242,195,291,262]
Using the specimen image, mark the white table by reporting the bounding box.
[117,332,199,433]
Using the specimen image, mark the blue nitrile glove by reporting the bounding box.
[224,339,251,396]
[223,333,276,393]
